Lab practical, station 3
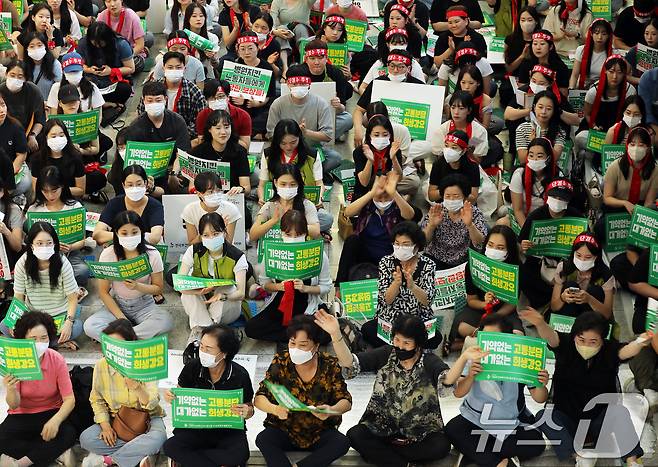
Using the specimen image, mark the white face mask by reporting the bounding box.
[145,102,166,118]
[5,77,24,92]
[28,46,47,61]
[164,69,185,83]
[35,341,49,358]
[388,73,406,82]
[199,350,222,368]
[371,136,390,151]
[628,146,647,162]
[443,147,462,163]
[33,246,55,260]
[547,196,568,212]
[520,21,536,33]
[256,32,268,41]
[623,114,641,128]
[118,148,126,159]
[393,244,415,262]
[337,0,352,7]
[202,234,225,251]
[277,186,298,200]
[373,199,394,211]
[635,15,651,23]
[47,136,68,152]
[289,347,314,365]
[203,193,223,207]
[485,247,508,261]
[118,234,142,251]
[125,186,147,202]
[290,86,310,99]
[527,158,547,172]
[388,44,407,50]
[573,257,595,271]
[529,82,547,95]
[443,198,464,212]
[282,234,306,243]
[65,71,83,85]
[209,98,228,111]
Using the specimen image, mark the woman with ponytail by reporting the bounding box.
[543,0,592,56]
[604,95,646,146]
[569,18,612,90]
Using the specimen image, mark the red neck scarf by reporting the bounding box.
[372,147,389,173]
[259,34,275,50]
[281,148,298,164]
[578,20,612,89]
[106,8,126,34]
[170,82,183,113]
[473,94,483,119]
[230,8,251,37]
[278,281,295,325]
[589,55,626,128]
[449,120,472,139]
[612,122,625,144]
[627,152,649,204]
[560,2,577,20]
[524,166,535,213]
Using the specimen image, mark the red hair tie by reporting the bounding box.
[385,27,408,40]
[387,53,411,65]
[167,37,191,49]
[574,233,599,248]
[287,76,312,86]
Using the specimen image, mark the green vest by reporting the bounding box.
[270,154,317,187]
[192,243,243,280]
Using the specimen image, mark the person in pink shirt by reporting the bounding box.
[98,0,149,73]
[0,311,76,467]
[325,0,368,22]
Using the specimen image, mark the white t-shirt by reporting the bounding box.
[166,88,178,111]
[259,153,323,182]
[584,81,636,104]
[47,81,105,112]
[181,244,248,278]
[574,46,607,87]
[431,119,489,157]
[27,201,83,213]
[54,9,82,40]
[181,200,242,231]
[362,59,425,87]
[510,167,546,213]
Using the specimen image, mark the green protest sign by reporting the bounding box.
[468,249,519,305]
[101,333,168,382]
[1,298,29,330]
[220,61,272,103]
[0,28,13,52]
[628,205,658,248]
[0,13,11,34]
[177,150,230,190]
[345,19,367,52]
[476,332,546,386]
[263,181,321,205]
[263,240,323,280]
[86,254,153,281]
[27,207,86,244]
[172,274,235,291]
[340,279,378,319]
[647,298,658,331]
[549,313,575,333]
[377,318,392,345]
[184,29,217,52]
[0,336,42,381]
[557,140,572,174]
[50,110,101,144]
[649,245,658,286]
[264,380,336,413]
[342,177,355,203]
[299,39,349,66]
[586,130,606,153]
[425,34,437,56]
[590,0,612,20]
[124,141,175,178]
[257,222,282,263]
[601,144,624,175]
[604,212,631,253]
[140,17,147,32]
[12,0,23,19]
[489,36,505,53]
[248,154,258,174]
[380,98,431,140]
[636,44,658,73]
[527,217,589,258]
[154,244,168,266]
[508,208,521,235]
[86,211,100,232]
[568,89,587,119]
[172,388,244,429]
[432,263,466,310]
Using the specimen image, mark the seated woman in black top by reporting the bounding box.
[516,30,570,94]
[190,109,251,196]
[428,129,479,204]
[377,4,423,59]
[163,324,254,467]
[0,93,29,198]
[92,164,164,246]
[251,12,283,79]
[15,3,65,59]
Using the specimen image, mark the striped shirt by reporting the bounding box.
[13,253,78,316]
[90,358,164,424]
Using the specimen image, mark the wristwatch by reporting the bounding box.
[65,315,75,323]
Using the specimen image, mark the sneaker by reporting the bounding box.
[624,377,641,394]
[81,454,108,467]
[575,454,597,467]
[0,454,19,467]
[643,388,658,408]
[57,448,75,467]
[187,326,203,345]
[139,456,155,467]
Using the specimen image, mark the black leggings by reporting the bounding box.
[361,318,442,349]
[0,410,77,467]
[85,170,107,194]
[255,426,350,467]
[347,423,451,467]
[519,257,553,309]
[102,81,133,106]
[163,427,249,467]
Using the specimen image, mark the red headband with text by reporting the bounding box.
[287,76,312,86]
[387,53,411,65]
[574,233,599,249]
[385,27,408,40]
[445,133,468,149]
[167,38,190,49]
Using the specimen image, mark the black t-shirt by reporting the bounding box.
[18,27,64,48]
[218,6,261,52]
[302,63,354,104]
[630,248,652,333]
[434,27,487,58]
[0,150,15,189]
[357,75,425,110]
[125,110,192,154]
[75,0,95,16]
[0,82,46,131]
[430,0,484,24]
[0,119,27,163]
[504,35,531,73]
[99,195,165,230]
[355,345,449,379]
[517,57,570,88]
[550,331,623,420]
[518,205,584,242]
[257,36,281,65]
[29,153,85,190]
[191,141,250,188]
[377,27,423,58]
[429,156,479,194]
[123,0,149,12]
[383,0,430,35]
[614,6,645,49]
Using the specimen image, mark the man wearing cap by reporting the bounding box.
[152,34,206,89]
[613,0,655,50]
[430,0,484,33]
[266,65,341,183]
[137,51,207,140]
[47,52,106,116]
[433,6,487,68]
[353,49,424,147]
[301,39,354,142]
[518,178,586,309]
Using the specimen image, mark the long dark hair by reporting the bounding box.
[557,0,589,28]
[531,90,561,144]
[0,171,16,230]
[560,231,607,282]
[316,14,347,43]
[25,221,63,289]
[197,211,227,255]
[111,210,149,260]
[529,29,563,74]
[183,2,208,38]
[85,21,119,68]
[271,163,306,212]
[457,64,484,99]
[266,119,311,175]
[36,120,83,178]
[523,137,556,195]
[379,28,408,63]
[450,90,477,123]
[504,6,540,63]
[59,71,94,102]
[21,3,54,36]
[31,165,77,210]
[365,114,395,148]
[619,126,656,180]
[616,95,646,143]
[23,32,56,81]
[483,225,520,265]
[51,0,73,36]
[203,110,241,157]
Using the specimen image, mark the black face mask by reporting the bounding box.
[394,346,417,361]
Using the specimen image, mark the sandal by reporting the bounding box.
[57,340,80,352]
[154,294,165,304]
[77,287,89,302]
[321,231,333,243]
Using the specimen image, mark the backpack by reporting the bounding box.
[68,365,95,436]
